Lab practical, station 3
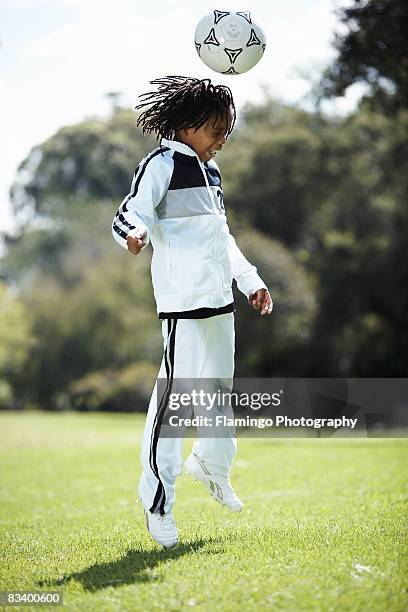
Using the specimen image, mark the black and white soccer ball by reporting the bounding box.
[194,9,266,75]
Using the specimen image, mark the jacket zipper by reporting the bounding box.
[197,159,222,304]
[198,160,218,214]
[171,145,224,303]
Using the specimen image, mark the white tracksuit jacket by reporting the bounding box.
[112,137,267,315]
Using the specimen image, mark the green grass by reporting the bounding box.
[0,411,407,612]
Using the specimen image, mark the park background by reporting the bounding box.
[0,1,407,610]
[0,0,407,412]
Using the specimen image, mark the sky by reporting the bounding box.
[0,0,361,234]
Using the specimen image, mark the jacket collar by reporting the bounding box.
[161,137,199,158]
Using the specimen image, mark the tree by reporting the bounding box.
[318,0,408,114]
[223,95,408,375]
[7,108,158,236]
[305,107,408,375]
[8,201,163,409]
[0,282,34,408]
[230,228,317,377]
[2,90,407,411]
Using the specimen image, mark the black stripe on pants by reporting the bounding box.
[149,318,177,515]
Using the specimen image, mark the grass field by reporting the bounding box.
[0,411,407,612]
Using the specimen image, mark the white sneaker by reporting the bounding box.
[144,509,178,548]
[184,453,243,512]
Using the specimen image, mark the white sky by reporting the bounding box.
[0,0,361,233]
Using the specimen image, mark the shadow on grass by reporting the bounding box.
[38,537,222,591]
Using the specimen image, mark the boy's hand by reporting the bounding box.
[126,228,147,255]
[248,288,273,315]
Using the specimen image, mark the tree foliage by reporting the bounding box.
[8,108,157,234]
[223,99,408,375]
[0,282,34,408]
[318,0,408,114]
[2,27,408,407]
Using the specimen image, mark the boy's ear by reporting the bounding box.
[176,127,187,139]
[178,127,194,142]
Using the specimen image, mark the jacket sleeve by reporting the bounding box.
[228,231,268,298]
[112,150,171,251]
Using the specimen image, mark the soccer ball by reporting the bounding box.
[194,9,266,75]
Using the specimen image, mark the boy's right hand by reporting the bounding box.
[126,228,147,255]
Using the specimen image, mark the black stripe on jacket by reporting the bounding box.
[121,146,170,213]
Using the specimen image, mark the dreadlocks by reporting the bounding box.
[135,75,236,140]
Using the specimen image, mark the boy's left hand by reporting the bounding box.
[248,289,273,315]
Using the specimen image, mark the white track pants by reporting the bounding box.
[138,312,236,515]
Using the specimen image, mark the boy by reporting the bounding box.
[112,76,273,548]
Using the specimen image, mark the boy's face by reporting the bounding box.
[176,107,233,163]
